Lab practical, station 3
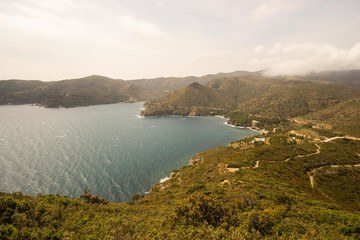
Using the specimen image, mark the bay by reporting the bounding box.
[0,103,256,201]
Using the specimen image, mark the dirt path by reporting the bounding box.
[323,136,360,143]
[306,136,360,188]
[227,135,360,189]
[292,119,307,124]
[308,164,360,188]
[273,136,359,189]
[300,143,321,158]
[308,172,315,188]
[226,160,260,173]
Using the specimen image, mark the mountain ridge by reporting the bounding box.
[141,71,360,136]
[0,71,260,108]
[0,76,148,108]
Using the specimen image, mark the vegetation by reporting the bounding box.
[0,71,257,108]
[1,69,360,239]
[303,98,360,137]
[1,129,360,239]
[142,71,360,136]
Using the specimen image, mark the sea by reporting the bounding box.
[0,102,256,201]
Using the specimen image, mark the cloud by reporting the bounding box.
[248,42,360,75]
[0,1,85,38]
[252,0,303,20]
[0,1,166,41]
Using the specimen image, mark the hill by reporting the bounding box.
[0,71,260,108]
[0,75,151,108]
[305,69,360,87]
[142,75,360,117]
[301,97,360,137]
[142,73,360,136]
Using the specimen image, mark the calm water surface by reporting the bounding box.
[0,103,256,201]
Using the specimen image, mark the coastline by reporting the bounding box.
[153,113,261,187]
[224,121,263,134]
[138,106,262,189]
[214,114,263,134]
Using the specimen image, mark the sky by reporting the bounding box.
[1,0,360,81]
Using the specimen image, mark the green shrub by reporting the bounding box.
[173,192,238,229]
[186,183,206,194]
[245,210,276,236]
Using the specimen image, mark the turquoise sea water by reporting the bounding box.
[0,103,256,201]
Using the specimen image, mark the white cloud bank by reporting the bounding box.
[248,42,360,75]
[1,0,360,80]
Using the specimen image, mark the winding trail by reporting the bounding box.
[250,135,359,189]
[226,136,360,190]
[226,160,260,173]
[308,164,360,188]
[323,136,360,143]
[307,136,360,189]
[299,143,321,158]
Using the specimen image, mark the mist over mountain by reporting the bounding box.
[249,42,360,76]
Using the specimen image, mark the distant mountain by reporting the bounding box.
[142,74,360,118]
[129,70,260,94]
[0,71,261,108]
[0,75,151,108]
[1,69,359,110]
[305,69,360,86]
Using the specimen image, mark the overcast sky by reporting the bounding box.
[1,0,360,81]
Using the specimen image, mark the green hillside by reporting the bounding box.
[302,98,360,137]
[142,73,360,136]
[143,75,359,117]
[1,130,360,239]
